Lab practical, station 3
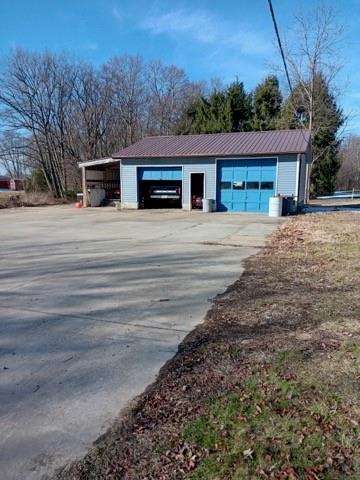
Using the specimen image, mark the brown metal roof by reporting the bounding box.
[113,129,311,159]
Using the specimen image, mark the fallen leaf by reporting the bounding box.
[243,448,254,459]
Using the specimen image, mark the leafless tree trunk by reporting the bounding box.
[101,55,147,149]
[0,50,77,196]
[276,5,346,200]
[146,61,202,135]
[0,131,31,178]
[337,135,360,190]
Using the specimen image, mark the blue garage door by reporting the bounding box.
[217,158,276,212]
[138,167,182,181]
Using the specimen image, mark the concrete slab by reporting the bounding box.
[0,206,283,479]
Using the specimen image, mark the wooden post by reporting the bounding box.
[82,167,90,207]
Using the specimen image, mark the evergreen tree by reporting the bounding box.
[251,75,282,131]
[176,81,252,134]
[175,92,230,134]
[279,74,343,196]
[207,90,232,133]
[226,81,252,132]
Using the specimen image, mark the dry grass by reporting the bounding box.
[0,191,68,208]
[309,198,360,207]
[55,212,360,480]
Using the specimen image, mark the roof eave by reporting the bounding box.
[78,157,120,168]
[113,150,308,160]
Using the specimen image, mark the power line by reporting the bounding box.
[267,0,293,95]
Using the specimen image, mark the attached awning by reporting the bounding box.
[78,157,120,168]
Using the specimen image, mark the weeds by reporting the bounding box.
[184,345,360,479]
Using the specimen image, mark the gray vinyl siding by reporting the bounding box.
[121,157,216,205]
[276,154,298,197]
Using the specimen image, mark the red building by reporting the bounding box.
[10,178,25,191]
[0,176,25,190]
[0,176,10,189]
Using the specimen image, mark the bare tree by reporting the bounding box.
[0,50,78,196]
[0,51,203,197]
[146,61,202,135]
[67,63,109,161]
[0,131,31,178]
[276,6,345,198]
[282,6,345,134]
[337,135,360,190]
[102,55,147,149]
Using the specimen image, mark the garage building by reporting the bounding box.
[80,129,311,213]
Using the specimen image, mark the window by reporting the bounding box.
[261,181,274,190]
[233,181,245,190]
[246,181,259,190]
[220,181,232,190]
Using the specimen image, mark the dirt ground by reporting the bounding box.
[56,212,360,480]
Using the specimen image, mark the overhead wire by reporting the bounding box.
[267,0,293,95]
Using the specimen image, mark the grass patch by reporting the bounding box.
[183,346,360,479]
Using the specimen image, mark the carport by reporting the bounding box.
[79,157,120,207]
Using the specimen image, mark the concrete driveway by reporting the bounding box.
[0,206,282,479]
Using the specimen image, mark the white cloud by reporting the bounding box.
[112,6,123,22]
[140,8,271,55]
[141,10,215,43]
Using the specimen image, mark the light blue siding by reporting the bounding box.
[277,154,298,197]
[121,162,138,204]
[183,160,216,205]
[121,158,216,206]
[120,153,302,211]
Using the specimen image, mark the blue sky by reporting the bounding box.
[1,0,360,133]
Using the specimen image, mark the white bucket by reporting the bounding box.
[203,198,211,212]
[203,199,215,213]
[269,196,283,217]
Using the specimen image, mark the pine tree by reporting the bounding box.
[176,81,252,134]
[226,81,252,132]
[207,90,232,133]
[279,74,343,196]
[251,75,282,131]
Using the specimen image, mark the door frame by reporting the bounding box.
[188,171,206,210]
[136,165,184,205]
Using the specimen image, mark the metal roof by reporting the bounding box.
[112,129,311,159]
